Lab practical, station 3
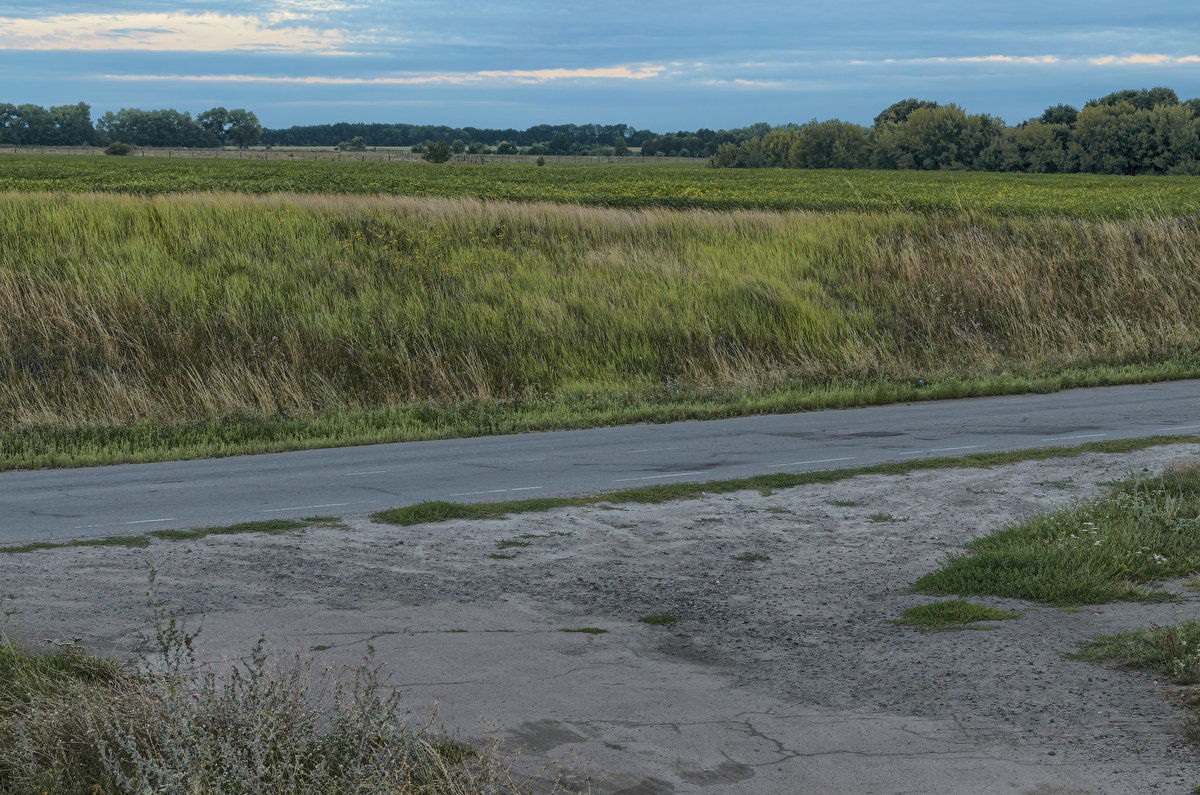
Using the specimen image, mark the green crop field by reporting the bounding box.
[1,153,1198,217]
[3,190,1200,470]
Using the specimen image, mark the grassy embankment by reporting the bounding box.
[4,190,1200,470]
[2,153,1200,217]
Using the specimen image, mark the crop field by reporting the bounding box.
[3,190,1200,470]
[1,154,1198,217]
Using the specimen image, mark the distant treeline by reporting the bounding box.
[710,89,1200,175]
[0,104,262,148]
[4,87,1200,174]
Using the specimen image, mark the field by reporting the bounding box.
[3,190,1200,469]
[1,154,1199,217]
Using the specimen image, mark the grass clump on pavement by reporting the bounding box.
[893,600,1020,631]
[638,615,678,627]
[0,634,522,793]
[914,460,1200,605]
[1070,620,1200,741]
[373,436,1197,527]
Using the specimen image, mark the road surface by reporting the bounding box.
[1,380,1197,544]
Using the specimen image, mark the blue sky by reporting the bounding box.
[2,1,1199,130]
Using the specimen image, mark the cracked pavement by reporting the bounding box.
[4,445,1200,792]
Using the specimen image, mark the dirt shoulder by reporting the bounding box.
[5,445,1200,793]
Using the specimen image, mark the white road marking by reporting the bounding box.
[259,501,366,513]
[341,470,389,476]
[448,486,541,497]
[614,471,705,482]
[1156,423,1200,432]
[1040,433,1107,442]
[122,517,177,525]
[771,456,855,467]
[899,446,979,455]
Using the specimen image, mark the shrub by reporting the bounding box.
[422,141,453,163]
[104,142,133,156]
[0,635,522,792]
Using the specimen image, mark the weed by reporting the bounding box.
[892,600,1020,631]
[867,513,904,523]
[732,553,771,562]
[496,539,532,549]
[638,615,679,626]
[374,437,1198,527]
[915,463,1200,604]
[487,553,516,560]
[827,499,863,507]
[559,628,608,634]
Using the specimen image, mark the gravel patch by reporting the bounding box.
[4,444,1200,793]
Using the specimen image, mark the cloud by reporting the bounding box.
[0,11,366,54]
[845,52,1200,67]
[98,64,668,86]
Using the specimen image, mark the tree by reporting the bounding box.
[495,141,518,154]
[612,135,630,156]
[104,141,132,155]
[873,98,939,127]
[196,107,262,148]
[1070,102,1156,174]
[1087,87,1179,111]
[1038,104,1078,126]
[422,140,452,162]
[450,139,466,154]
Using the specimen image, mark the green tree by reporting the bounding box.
[422,140,453,162]
[873,98,939,127]
[1038,104,1078,126]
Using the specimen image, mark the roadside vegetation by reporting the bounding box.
[2,155,1200,216]
[4,191,1200,469]
[0,632,523,793]
[914,460,1200,605]
[1070,620,1200,742]
[892,600,1020,631]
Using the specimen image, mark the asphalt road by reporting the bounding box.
[2,379,1198,545]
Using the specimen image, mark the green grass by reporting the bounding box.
[1070,620,1200,743]
[638,614,678,626]
[2,155,1199,217]
[732,553,771,562]
[1070,620,1200,685]
[0,519,307,554]
[373,436,1196,526]
[892,600,1020,631]
[914,461,1200,605]
[558,627,608,634]
[4,191,1200,471]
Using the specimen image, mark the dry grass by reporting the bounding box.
[2,191,1200,466]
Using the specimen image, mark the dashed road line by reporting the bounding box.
[259,501,368,513]
[899,446,980,456]
[1040,433,1107,442]
[1156,423,1200,432]
[614,471,705,483]
[448,486,542,497]
[341,470,389,476]
[122,517,177,525]
[770,456,855,467]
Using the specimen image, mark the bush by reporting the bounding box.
[104,142,133,156]
[422,141,453,163]
[536,156,546,166]
[0,634,523,792]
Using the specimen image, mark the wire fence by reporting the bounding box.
[0,146,711,166]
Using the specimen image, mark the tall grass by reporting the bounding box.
[3,191,1200,467]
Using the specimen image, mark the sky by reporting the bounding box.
[1,1,1199,131]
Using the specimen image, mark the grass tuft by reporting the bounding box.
[892,600,1020,631]
[558,627,608,634]
[373,436,1198,527]
[914,460,1200,605]
[638,614,679,627]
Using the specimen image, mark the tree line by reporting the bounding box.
[709,88,1200,175]
[4,88,1200,174]
[0,104,263,148]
